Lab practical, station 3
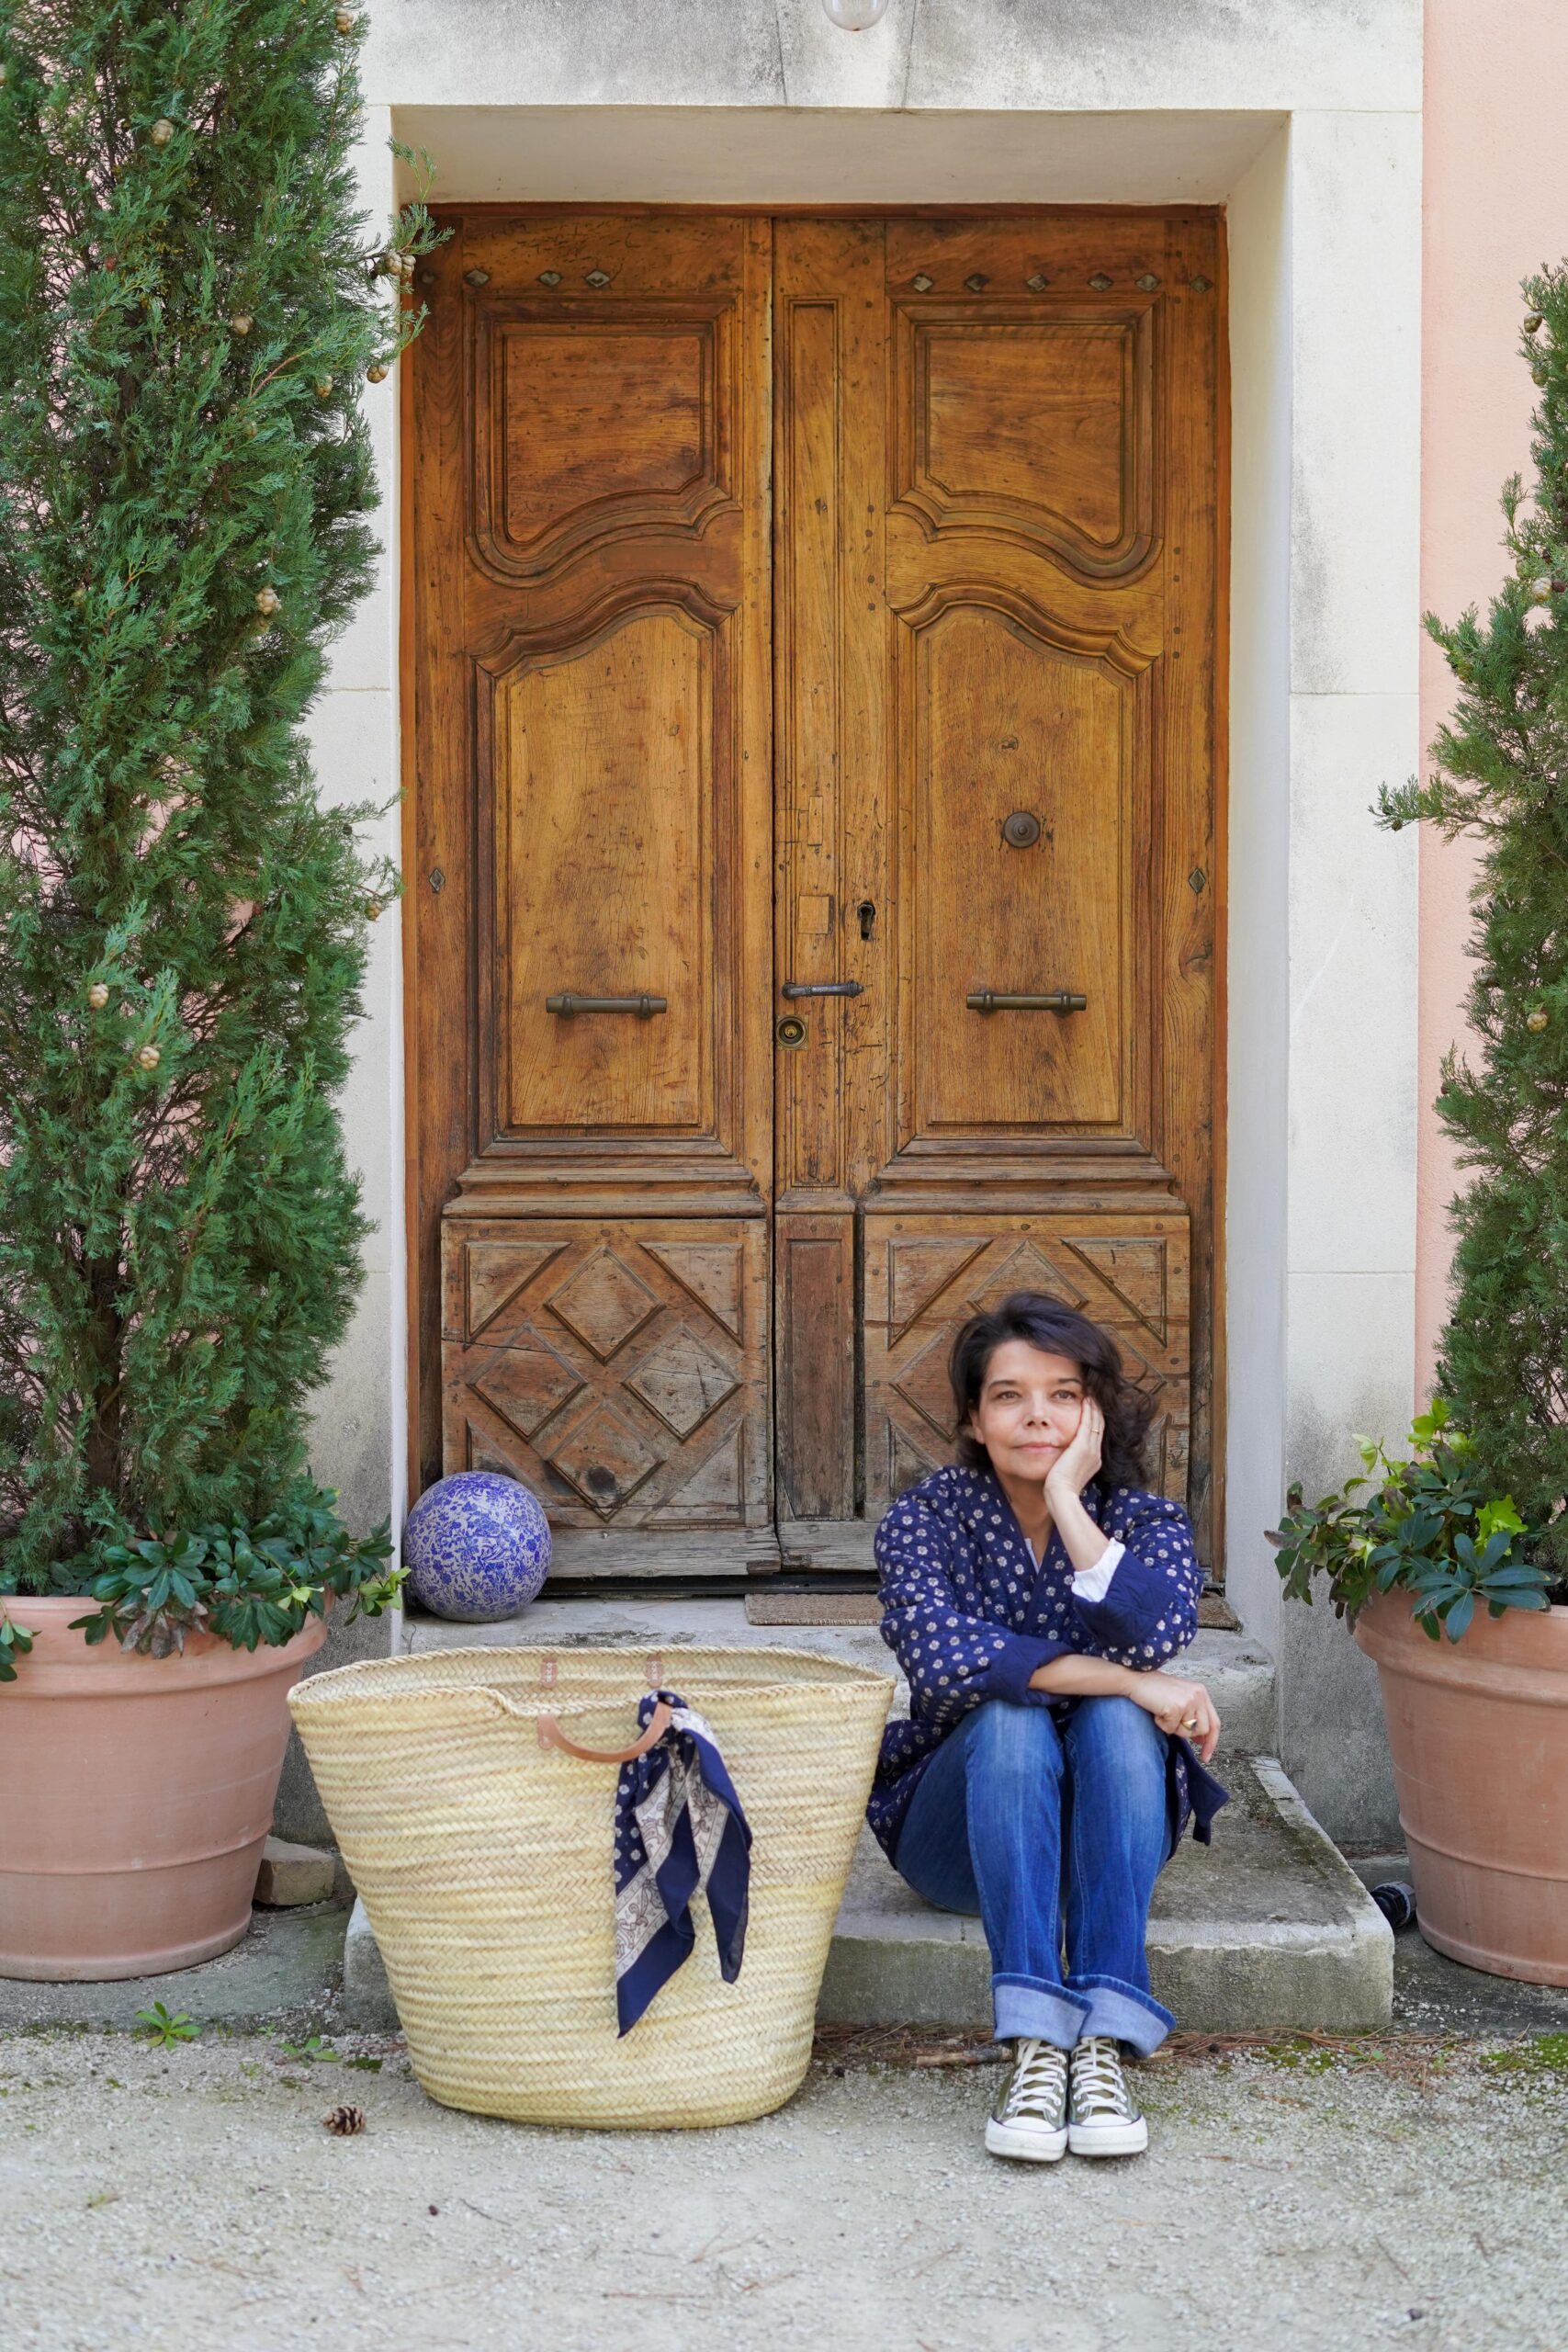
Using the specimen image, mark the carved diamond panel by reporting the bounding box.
[886,1238,987,1345]
[547,1249,661,1362]
[442,1218,768,1529]
[1065,1236,1168,1345]
[473,1335,585,1441]
[626,1327,739,1439]
[890,1333,961,1442]
[547,1402,662,1516]
[865,1213,1191,1515]
[973,1241,1088,1313]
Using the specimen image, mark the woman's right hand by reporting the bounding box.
[1125,1672,1222,1763]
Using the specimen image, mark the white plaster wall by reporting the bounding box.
[1221,109,1423,1844]
[363,0,1421,115]
[389,107,1284,208]
[294,2,1426,1843]
[276,114,409,1843]
[1223,123,1292,1660]
[1275,109,1421,1839]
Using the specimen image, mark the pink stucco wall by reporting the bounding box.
[1417,0,1568,1400]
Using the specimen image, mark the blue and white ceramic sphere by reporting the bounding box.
[404,1472,552,1623]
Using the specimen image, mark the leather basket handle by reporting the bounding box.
[536,1698,673,1764]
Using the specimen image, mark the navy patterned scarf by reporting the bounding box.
[613,1690,752,2035]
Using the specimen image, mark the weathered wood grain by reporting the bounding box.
[411,208,1223,1566]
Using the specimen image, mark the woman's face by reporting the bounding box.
[966,1340,1087,1485]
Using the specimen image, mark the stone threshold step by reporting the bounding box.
[400,1598,1278,1758]
[343,1754,1391,2038]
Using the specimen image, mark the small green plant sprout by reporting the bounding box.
[1268,1398,1553,1643]
[0,1610,34,1684]
[136,2004,199,2049]
[276,2035,340,2066]
[1481,2033,1568,2075]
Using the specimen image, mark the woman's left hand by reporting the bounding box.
[1046,1394,1104,1498]
[1133,1673,1222,1765]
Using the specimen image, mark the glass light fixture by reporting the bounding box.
[822,0,890,28]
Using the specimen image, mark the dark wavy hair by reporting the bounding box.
[949,1291,1156,1490]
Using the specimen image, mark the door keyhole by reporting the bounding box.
[856,899,876,941]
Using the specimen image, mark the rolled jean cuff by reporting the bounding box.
[990,1974,1089,2051]
[1066,1973,1176,2056]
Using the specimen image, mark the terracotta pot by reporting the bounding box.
[1355,1590,1568,1984]
[0,1598,327,1981]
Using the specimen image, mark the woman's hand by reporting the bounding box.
[1124,1672,1222,1764]
[1045,1393,1104,1500]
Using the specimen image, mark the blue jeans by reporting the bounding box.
[894,1696,1176,2054]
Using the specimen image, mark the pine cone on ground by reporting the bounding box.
[322,2104,367,2136]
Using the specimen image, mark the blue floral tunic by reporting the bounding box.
[867,1463,1227,1860]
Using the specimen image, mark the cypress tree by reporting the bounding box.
[0,3,434,1611]
[1382,263,1568,1589]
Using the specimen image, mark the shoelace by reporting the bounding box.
[1072,2036,1134,2118]
[1000,2038,1068,2120]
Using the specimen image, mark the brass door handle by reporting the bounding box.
[781,979,863,999]
[546,992,667,1018]
[966,990,1088,1014]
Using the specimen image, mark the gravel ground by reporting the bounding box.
[3,2022,1566,2352]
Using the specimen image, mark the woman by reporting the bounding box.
[870,1290,1226,2165]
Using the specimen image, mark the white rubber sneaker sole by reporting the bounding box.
[1067,2115,1149,2158]
[985,2116,1069,2163]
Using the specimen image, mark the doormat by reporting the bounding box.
[745,1593,883,1627]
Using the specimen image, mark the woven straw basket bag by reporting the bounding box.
[289,1644,893,2129]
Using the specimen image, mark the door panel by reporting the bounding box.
[907,597,1145,1134]
[443,1219,769,1527]
[411,212,773,1530]
[769,221,892,1529]
[774,213,1220,1556]
[897,308,1156,572]
[486,603,715,1133]
[412,208,1222,1568]
[863,1213,1191,1514]
[774,1216,856,1521]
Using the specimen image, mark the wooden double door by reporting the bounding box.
[409,209,1223,1575]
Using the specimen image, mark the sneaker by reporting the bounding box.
[985,2037,1069,2163]
[1067,2036,1148,2157]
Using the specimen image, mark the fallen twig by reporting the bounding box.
[910,2046,1002,2068]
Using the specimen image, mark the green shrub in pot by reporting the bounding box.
[1268,1399,1552,1643]
[0,5,440,1673]
[0,0,448,1980]
[1269,266,1568,1984]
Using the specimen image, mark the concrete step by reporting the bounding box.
[820,1754,1391,2033]
[356,1604,1384,2036]
[341,1736,1391,2038]
[400,1597,1279,1758]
